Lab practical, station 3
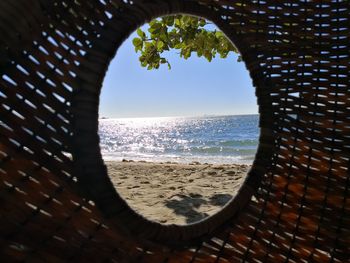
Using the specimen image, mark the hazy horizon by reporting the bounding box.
[99,112,259,120]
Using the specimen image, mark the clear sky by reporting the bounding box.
[99,25,258,119]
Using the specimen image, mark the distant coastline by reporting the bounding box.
[99,113,259,120]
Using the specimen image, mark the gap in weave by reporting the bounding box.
[98,15,258,225]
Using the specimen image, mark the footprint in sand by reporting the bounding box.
[225,171,236,176]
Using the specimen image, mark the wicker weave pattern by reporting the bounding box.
[0,0,349,262]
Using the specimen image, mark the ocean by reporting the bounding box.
[99,114,259,164]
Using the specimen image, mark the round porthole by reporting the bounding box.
[99,15,259,226]
[73,3,274,246]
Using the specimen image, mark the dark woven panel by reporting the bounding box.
[0,0,349,262]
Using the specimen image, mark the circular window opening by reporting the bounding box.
[99,15,258,225]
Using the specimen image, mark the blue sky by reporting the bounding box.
[99,26,258,118]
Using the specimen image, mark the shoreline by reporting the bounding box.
[106,160,250,225]
[102,156,255,165]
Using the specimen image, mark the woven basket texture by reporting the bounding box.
[0,0,349,262]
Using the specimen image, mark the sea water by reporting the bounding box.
[99,114,259,164]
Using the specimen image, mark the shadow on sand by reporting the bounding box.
[164,193,233,224]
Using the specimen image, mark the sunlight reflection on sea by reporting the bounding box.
[99,115,259,164]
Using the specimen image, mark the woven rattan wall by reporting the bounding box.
[0,0,349,262]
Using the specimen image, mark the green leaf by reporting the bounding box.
[132,37,143,52]
[174,18,181,26]
[199,19,206,27]
[163,16,174,26]
[133,37,142,46]
[149,22,161,34]
[157,41,164,50]
[174,43,182,49]
[137,28,145,38]
[181,15,191,24]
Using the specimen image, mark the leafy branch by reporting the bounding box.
[132,15,240,70]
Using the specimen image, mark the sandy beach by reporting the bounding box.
[106,160,250,225]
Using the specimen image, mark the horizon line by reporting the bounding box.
[99,113,259,120]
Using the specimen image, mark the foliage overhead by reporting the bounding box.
[132,15,239,70]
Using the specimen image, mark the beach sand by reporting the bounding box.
[106,160,250,225]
